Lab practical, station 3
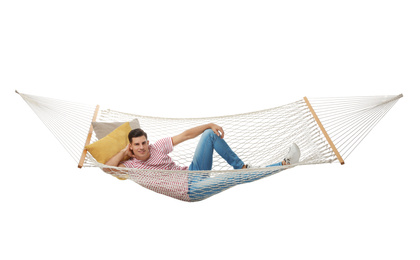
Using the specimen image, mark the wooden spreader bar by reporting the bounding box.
[78,105,100,168]
[303,97,345,165]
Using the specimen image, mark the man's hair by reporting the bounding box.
[128,128,148,143]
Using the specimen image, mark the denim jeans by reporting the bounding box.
[188,129,244,171]
[188,129,283,201]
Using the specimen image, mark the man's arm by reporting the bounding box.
[172,123,224,146]
[105,144,133,167]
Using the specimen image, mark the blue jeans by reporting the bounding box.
[188,129,283,201]
[188,129,244,171]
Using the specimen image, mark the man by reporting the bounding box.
[105,123,300,201]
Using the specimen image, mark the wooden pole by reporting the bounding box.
[78,105,100,168]
[303,97,345,165]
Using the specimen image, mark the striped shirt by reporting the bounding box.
[122,137,190,201]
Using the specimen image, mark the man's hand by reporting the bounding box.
[122,143,135,158]
[209,123,224,139]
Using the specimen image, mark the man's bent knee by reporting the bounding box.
[202,129,217,139]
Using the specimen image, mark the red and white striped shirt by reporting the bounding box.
[122,137,190,201]
[123,137,188,171]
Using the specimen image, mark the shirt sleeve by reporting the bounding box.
[121,158,133,168]
[154,137,174,155]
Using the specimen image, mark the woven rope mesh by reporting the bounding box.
[88,100,337,201]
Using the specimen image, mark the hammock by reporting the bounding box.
[16,90,403,202]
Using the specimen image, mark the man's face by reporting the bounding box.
[130,136,150,161]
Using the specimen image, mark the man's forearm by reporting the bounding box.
[172,123,223,146]
[105,149,125,167]
[183,123,214,140]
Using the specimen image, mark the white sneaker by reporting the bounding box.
[284,143,301,165]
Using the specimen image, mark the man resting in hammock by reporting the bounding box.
[105,123,300,201]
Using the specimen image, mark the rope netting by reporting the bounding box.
[17,91,402,201]
[17,92,97,164]
[308,95,402,160]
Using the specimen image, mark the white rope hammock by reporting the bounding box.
[16,90,402,202]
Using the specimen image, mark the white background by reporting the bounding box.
[1,1,419,259]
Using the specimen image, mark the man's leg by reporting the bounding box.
[189,129,244,171]
[187,141,301,201]
[189,167,282,201]
[188,129,245,201]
